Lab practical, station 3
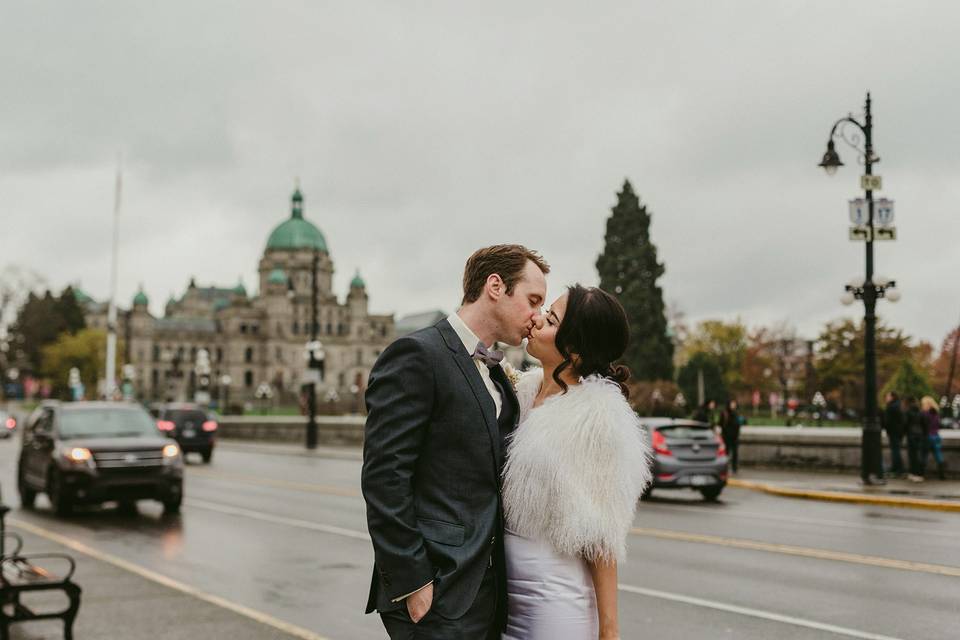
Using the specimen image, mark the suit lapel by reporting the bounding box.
[436,320,503,471]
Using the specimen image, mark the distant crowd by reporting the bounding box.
[882,391,947,481]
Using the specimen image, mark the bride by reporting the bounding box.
[501,284,652,640]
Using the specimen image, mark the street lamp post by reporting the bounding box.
[304,248,323,449]
[819,92,900,485]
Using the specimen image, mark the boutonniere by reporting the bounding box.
[502,361,521,391]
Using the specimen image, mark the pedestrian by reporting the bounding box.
[720,399,742,473]
[904,397,927,482]
[882,391,905,478]
[920,396,947,480]
[693,399,717,427]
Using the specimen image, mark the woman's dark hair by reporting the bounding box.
[552,284,631,398]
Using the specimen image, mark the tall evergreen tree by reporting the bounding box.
[596,180,673,380]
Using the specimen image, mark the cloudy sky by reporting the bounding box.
[3,1,959,346]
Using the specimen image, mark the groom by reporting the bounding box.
[362,244,549,639]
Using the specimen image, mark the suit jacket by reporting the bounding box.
[361,319,519,620]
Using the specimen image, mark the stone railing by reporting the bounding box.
[217,415,365,446]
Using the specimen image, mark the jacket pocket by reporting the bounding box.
[417,517,465,547]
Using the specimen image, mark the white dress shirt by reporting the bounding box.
[446,312,502,417]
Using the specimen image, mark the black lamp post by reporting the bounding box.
[819,92,899,485]
[304,248,322,450]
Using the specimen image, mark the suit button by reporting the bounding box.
[490,536,496,545]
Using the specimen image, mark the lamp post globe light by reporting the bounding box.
[819,92,901,485]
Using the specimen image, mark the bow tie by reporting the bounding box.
[472,342,504,367]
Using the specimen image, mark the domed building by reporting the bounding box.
[86,186,395,407]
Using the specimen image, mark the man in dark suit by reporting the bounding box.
[362,245,549,639]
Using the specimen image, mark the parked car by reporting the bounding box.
[152,403,218,463]
[17,401,184,515]
[639,418,728,501]
[0,409,16,438]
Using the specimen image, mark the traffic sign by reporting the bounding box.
[849,226,872,242]
[875,226,897,241]
[875,198,894,226]
[861,175,882,190]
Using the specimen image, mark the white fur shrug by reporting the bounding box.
[502,368,652,563]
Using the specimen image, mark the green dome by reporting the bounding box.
[72,286,95,304]
[350,270,366,289]
[133,288,149,306]
[265,187,328,252]
[267,268,287,285]
[233,280,247,296]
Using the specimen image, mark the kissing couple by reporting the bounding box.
[362,244,653,639]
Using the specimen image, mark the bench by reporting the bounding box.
[0,504,82,640]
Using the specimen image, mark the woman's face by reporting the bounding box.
[526,293,567,365]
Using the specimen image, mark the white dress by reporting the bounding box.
[501,369,652,640]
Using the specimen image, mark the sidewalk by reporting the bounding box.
[4,519,326,640]
[728,468,960,512]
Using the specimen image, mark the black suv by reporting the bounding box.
[153,403,217,463]
[17,401,184,515]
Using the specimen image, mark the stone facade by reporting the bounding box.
[82,187,394,406]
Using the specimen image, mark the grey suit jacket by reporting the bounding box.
[361,319,519,620]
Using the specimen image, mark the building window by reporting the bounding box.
[357,349,363,366]
[244,370,253,387]
[152,345,160,361]
[381,326,387,337]
[326,323,332,335]
[245,347,254,363]
[293,321,299,335]
[240,323,247,334]
[152,369,159,388]
[276,346,283,362]
[216,347,223,362]
[190,347,196,362]
[251,325,259,334]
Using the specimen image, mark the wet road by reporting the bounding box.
[1,439,958,640]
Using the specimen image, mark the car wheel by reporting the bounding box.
[201,448,213,464]
[163,494,182,515]
[699,486,723,501]
[47,470,73,516]
[18,466,36,509]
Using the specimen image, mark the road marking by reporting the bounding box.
[188,468,361,497]
[728,478,960,512]
[618,583,905,640]
[185,471,960,578]
[630,527,960,578]
[646,503,959,539]
[7,517,333,640]
[187,498,371,541]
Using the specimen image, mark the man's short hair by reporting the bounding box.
[461,244,550,305]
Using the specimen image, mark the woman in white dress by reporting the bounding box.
[501,284,652,640]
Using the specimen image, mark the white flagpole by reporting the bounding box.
[105,156,122,399]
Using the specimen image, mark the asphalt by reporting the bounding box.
[3,524,318,640]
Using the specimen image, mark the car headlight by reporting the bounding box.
[61,446,96,470]
[162,443,182,465]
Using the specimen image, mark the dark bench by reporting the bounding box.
[0,504,82,640]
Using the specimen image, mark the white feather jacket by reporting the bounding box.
[502,368,652,563]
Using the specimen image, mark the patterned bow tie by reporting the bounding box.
[472,342,504,367]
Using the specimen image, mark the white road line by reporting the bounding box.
[646,503,959,539]
[186,497,371,541]
[8,517,332,640]
[618,584,905,640]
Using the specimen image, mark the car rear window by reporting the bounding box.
[59,407,158,439]
[658,425,714,439]
[166,410,207,424]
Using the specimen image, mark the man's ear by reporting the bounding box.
[485,274,504,299]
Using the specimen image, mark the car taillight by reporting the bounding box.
[4,417,14,429]
[716,434,727,457]
[652,430,672,456]
[202,420,218,432]
[157,420,176,432]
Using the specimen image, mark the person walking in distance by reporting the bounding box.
[720,399,742,473]
[920,396,947,480]
[904,397,928,482]
[882,391,905,479]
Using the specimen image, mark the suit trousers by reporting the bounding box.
[380,565,499,640]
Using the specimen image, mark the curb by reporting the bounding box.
[727,478,960,513]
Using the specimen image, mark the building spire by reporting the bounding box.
[292,179,304,219]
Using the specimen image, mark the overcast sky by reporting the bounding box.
[3,1,959,347]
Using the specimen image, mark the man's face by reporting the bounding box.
[495,260,546,346]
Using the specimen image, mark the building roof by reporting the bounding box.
[350,269,366,289]
[396,310,447,336]
[133,287,149,306]
[266,188,328,252]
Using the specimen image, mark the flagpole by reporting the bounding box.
[105,156,122,399]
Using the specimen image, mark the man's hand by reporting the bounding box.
[406,582,434,623]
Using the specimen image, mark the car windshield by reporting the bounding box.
[659,425,713,439]
[59,407,158,439]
